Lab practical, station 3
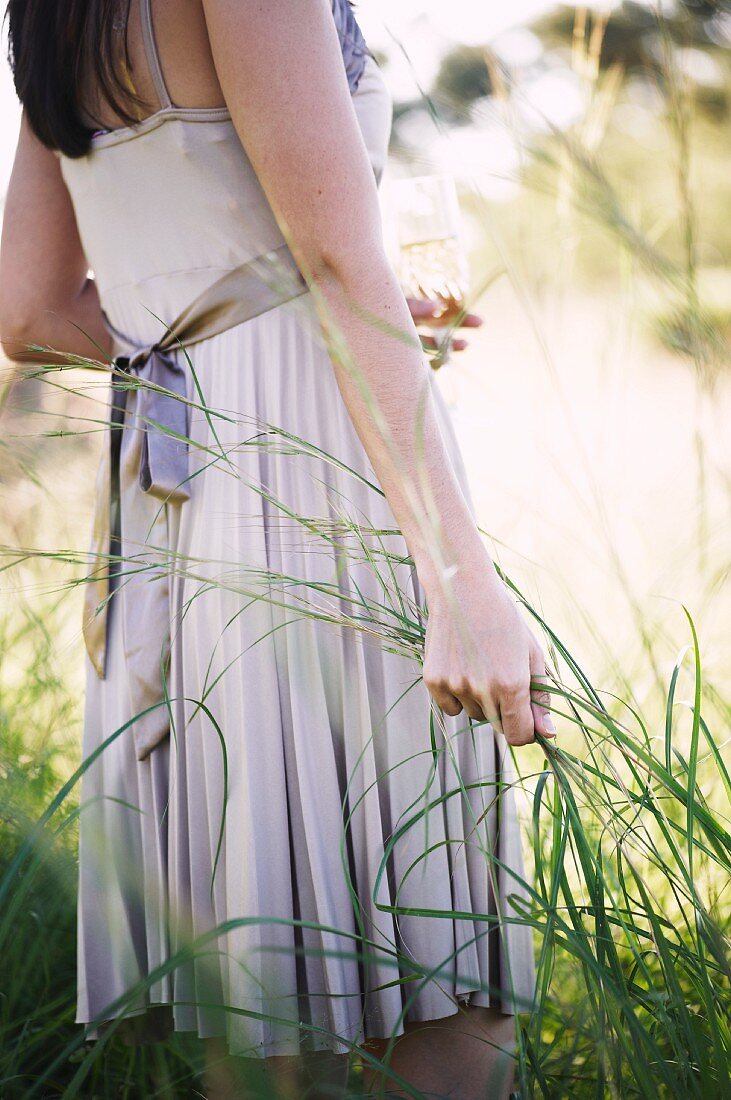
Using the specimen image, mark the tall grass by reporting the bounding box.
[0,392,729,1097]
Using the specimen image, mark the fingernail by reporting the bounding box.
[543,714,556,733]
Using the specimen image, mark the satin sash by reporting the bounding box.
[82,243,308,761]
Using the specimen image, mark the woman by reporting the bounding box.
[0,1,555,1097]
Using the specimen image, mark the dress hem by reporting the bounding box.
[76,988,518,1059]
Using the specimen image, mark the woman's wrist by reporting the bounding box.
[412,530,503,605]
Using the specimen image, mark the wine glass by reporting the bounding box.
[389,173,471,372]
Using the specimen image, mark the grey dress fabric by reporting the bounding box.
[331,0,371,93]
[83,244,311,762]
[56,1,536,1060]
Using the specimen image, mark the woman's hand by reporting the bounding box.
[422,558,556,746]
[406,295,483,357]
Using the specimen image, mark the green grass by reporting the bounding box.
[0,424,729,1097]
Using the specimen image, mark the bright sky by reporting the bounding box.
[0,0,560,197]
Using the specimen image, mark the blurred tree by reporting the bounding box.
[534,0,731,59]
[532,1,731,95]
[421,3,731,121]
[431,44,497,115]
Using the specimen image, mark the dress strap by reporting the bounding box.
[139,0,173,109]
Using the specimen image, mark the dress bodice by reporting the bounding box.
[56,2,392,344]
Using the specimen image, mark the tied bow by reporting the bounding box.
[81,244,309,761]
[82,344,191,762]
[120,344,192,505]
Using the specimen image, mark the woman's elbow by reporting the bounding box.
[281,192,390,290]
[0,300,38,362]
[301,235,393,296]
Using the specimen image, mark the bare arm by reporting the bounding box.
[201,3,485,585]
[200,0,555,745]
[0,112,113,366]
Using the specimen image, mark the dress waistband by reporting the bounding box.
[82,243,309,761]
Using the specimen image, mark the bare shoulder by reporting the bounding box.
[151,0,228,110]
[199,0,387,274]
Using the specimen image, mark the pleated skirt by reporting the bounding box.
[75,291,536,1058]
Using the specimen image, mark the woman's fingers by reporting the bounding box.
[406,295,438,321]
[405,296,484,329]
[449,311,483,329]
[427,683,464,717]
[406,296,483,363]
[420,333,468,353]
[422,602,555,749]
[451,689,487,722]
[496,685,536,746]
[529,643,556,739]
[426,312,483,330]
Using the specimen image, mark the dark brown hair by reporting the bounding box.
[5,0,151,158]
[5,0,367,159]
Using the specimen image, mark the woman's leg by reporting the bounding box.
[203,1037,350,1100]
[203,1005,517,1099]
[202,1037,248,1099]
[358,1004,518,1100]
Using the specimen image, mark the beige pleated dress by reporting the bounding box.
[58,3,536,1060]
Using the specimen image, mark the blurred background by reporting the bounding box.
[369,0,731,703]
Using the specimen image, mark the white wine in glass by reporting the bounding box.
[390,173,471,370]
